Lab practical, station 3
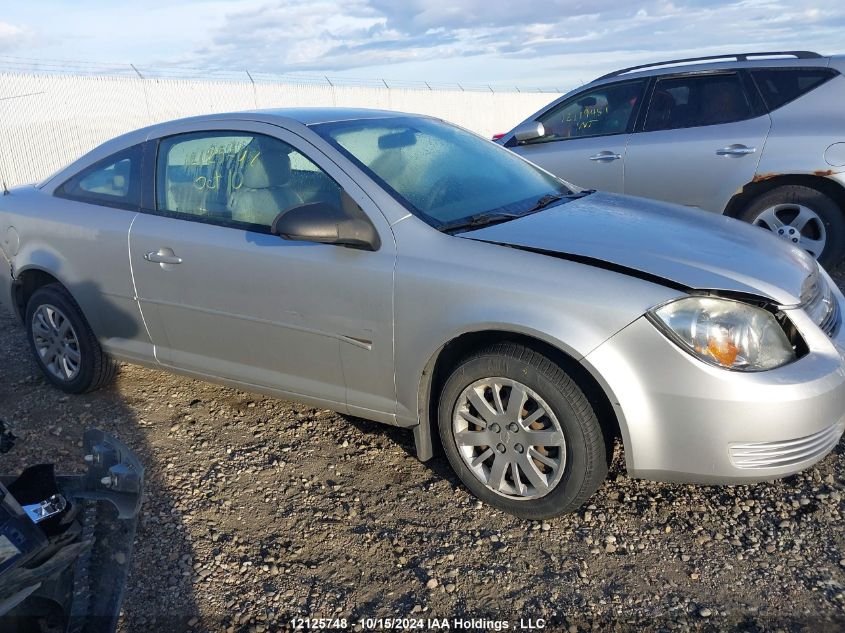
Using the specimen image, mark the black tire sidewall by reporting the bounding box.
[739,185,845,269]
[437,350,601,519]
[25,286,99,394]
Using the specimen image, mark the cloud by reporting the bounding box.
[0,21,27,51]
[178,0,845,84]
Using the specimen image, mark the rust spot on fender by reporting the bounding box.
[813,169,835,177]
[751,172,779,183]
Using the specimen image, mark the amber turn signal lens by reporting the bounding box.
[706,338,739,366]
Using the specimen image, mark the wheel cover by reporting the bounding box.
[752,203,827,259]
[31,304,81,382]
[452,377,566,500]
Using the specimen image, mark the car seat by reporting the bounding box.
[229,142,303,226]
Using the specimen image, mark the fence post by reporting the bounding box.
[245,69,257,108]
[130,63,152,123]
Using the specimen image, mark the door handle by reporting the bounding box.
[716,145,756,156]
[588,151,622,162]
[144,249,183,265]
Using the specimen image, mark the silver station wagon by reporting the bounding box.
[498,51,845,268]
[1,109,844,518]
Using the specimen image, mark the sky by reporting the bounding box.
[0,0,843,91]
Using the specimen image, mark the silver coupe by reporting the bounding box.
[1,108,843,518]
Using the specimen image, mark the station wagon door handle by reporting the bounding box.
[716,145,756,156]
[588,151,622,162]
[144,249,183,265]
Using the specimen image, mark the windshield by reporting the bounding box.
[311,116,573,227]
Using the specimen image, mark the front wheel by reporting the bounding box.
[737,185,845,268]
[25,284,117,393]
[437,342,609,519]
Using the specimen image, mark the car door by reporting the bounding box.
[508,79,647,192]
[624,71,771,213]
[128,121,397,418]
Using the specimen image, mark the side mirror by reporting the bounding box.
[270,195,381,252]
[512,120,545,143]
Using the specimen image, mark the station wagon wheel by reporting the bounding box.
[438,342,609,519]
[739,185,845,268]
[25,284,118,394]
[31,304,82,382]
[751,203,826,259]
[453,378,566,499]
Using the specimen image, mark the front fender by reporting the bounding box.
[391,220,683,445]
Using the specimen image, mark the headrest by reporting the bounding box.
[241,141,292,189]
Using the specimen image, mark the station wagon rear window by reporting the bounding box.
[751,67,838,111]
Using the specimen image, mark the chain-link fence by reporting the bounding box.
[0,62,565,188]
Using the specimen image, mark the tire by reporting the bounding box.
[437,342,609,519]
[25,284,117,394]
[737,185,845,269]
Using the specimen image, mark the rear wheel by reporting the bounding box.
[738,185,845,268]
[437,342,609,519]
[25,284,117,393]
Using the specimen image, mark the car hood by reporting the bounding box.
[460,192,816,306]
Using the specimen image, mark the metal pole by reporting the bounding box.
[245,69,257,108]
[130,64,152,123]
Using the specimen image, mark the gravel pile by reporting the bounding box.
[0,265,843,632]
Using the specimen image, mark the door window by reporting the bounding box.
[155,132,342,231]
[55,145,142,210]
[643,73,753,131]
[751,68,838,112]
[528,80,647,144]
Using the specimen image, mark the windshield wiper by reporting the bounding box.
[438,212,523,234]
[525,189,594,213]
[438,190,595,234]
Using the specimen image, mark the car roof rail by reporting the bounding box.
[594,51,823,81]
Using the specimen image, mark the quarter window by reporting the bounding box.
[155,132,342,231]
[55,145,142,209]
[643,73,753,131]
[528,80,647,143]
[751,68,837,112]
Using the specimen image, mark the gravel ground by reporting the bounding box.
[1,266,844,632]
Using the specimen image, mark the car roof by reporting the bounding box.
[587,51,835,87]
[251,107,414,125]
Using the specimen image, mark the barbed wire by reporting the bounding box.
[0,55,570,94]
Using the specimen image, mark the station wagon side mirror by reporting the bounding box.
[270,194,381,252]
[512,120,545,143]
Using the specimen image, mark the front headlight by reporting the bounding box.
[648,296,796,371]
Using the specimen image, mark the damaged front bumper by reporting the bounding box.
[0,429,144,632]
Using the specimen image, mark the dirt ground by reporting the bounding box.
[1,267,844,632]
